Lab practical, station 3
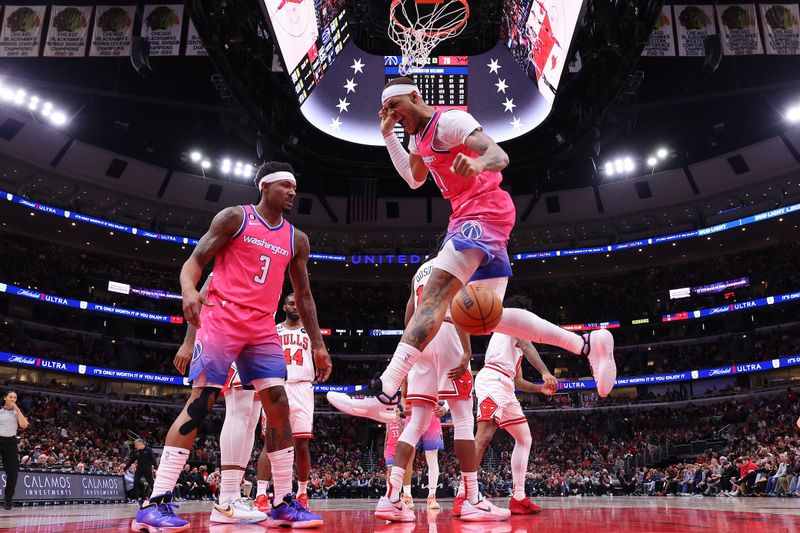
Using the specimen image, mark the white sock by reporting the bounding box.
[257,480,269,498]
[386,466,405,502]
[149,446,189,501]
[457,477,465,497]
[506,423,532,501]
[403,484,412,497]
[381,342,422,396]
[219,469,241,504]
[425,450,439,496]
[463,472,480,505]
[268,447,295,503]
[298,480,308,495]
[495,308,584,354]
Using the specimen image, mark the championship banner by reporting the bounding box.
[184,17,207,56]
[141,4,183,56]
[642,5,677,56]
[673,4,717,57]
[43,5,92,57]
[759,4,800,54]
[716,4,764,55]
[89,5,134,57]
[0,5,47,57]
[0,471,125,502]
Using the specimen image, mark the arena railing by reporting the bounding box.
[3,278,800,332]
[2,187,799,264]
[0,347,798,395]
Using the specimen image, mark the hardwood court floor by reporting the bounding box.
[0,496,799,532]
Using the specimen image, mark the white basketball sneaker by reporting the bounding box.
[459,498,511,522]
[211,498,268,524]
[327,381,399,423]
[584,329,616,397]
[374,496,415,522]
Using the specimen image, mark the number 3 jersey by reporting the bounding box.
[207,204,294,314]
[279,322,314,383]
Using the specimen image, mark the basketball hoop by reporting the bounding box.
[389,0,469,76]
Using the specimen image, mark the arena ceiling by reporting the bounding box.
[1,0,799,199]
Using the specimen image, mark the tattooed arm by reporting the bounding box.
[289,228,332,382]
[450,129,509,178]
[180,206,243,328]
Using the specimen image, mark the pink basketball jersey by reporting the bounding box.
[414,110,505,221]
[385,419,404,456]
[207,204,293,315]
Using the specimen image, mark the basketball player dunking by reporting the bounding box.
[132,162,331,532]
[331,77,617,505]
[253,292,318,512]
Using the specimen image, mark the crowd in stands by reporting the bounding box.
[3,386,798,502]
[1,230,799,333]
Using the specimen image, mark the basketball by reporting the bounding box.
[450,285,503,335]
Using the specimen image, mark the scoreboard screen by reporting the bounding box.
[384,55,468,145]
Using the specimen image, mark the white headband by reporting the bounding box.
[381,84,420,103]
[258,171,296,189]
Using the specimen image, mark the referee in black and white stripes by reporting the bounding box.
[0,391,29,510]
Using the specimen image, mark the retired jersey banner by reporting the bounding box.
[43,5,92,57]
[674,5,717,56]
[717,4,764,55]
[759,4,800,54]
[642,5,677,56]
[184,17,207,56]
[141,4,183,56]
[89,5,134,56]
[0,6,47,57]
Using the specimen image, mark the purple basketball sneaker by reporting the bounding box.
[268,494,324,529]
[130,493,190,532]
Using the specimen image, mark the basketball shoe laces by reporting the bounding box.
[348,375,401,405]
[156,500,181,517]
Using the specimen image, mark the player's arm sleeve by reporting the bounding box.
[384,133,426,189]
[440,110,482,149]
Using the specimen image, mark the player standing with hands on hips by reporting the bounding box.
[0,391,28,510]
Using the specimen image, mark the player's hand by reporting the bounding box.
[314,346,332,383]
[173,342,193,375]
[542,372,558,395]
[379,108,399,137]
[447,362,469,381]
[182,288,212,329]
[451,153,485,178]
[435,405,447,418]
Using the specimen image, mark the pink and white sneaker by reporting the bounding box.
[459,498,511,522]
[584,329,616,397]
[326,382,399,424]
[374,496,415,522]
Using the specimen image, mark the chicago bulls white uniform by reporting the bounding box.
[474,333,527,428]
[406,259,473,406]
[262,322,315,438]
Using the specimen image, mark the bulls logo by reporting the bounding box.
[460,220,483,240]
[192,340,203,362]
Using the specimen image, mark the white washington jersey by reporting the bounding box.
[413,259,452,321]
[483,333,523,379]
[278,323,314,383]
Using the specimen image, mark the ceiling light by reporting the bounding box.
[50,112,67,126]
[27,101,37,110]
[656,147,668,159]
[787,105,800,123]
[243,165,254,177]
[623,157,634,172]
[190,151,202,162]
[41,107,51,117]
[646,156,657,166]
[0,88,13,101]
[234,167,243,176]
[604,162,614,175]
[614,159,624,173]
[43,101,52,110]
[201,160,211,169]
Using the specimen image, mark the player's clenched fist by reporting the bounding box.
[450,152,485,178]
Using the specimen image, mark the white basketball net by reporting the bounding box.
[388,0,469,76]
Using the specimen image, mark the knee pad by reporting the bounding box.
[449,399,475,441]
[179,387,220,436]
[398,403,434,447]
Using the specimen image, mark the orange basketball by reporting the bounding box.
[450,285,503,335]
